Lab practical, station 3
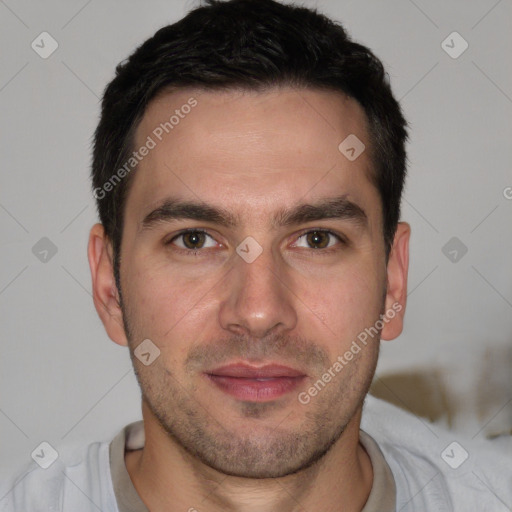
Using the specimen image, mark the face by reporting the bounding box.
[91,87,408,479]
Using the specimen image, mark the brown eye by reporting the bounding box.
[168,230,217,252]
[306,231,330,249]
[294,229,343,250]
[181,231,206,249]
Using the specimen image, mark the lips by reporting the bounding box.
[208,363,305,379]
[205,363,306,402]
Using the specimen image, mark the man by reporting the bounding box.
[2,0,510,510]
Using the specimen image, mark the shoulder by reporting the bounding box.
[361,394,512,511]
[0,439,117,512]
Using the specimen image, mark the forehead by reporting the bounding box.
[126,87,378,228]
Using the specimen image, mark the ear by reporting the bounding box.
[380,222,410,341]
[88,223,128,346]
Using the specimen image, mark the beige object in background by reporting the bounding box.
[371,345,512,440]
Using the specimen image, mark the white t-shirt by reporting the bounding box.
[1,394,510,511]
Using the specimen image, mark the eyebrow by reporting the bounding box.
[140,195,368,232]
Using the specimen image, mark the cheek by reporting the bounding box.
[122,256,218,347]
[305,262,384,340]
[121,259,171,332]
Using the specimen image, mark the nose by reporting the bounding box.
[218,244,298,339]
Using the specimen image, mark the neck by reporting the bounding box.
[125,402,373,512]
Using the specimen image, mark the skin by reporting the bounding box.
[88,87,410,512]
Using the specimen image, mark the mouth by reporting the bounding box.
[204,363,306,402]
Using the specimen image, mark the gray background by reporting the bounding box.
[1,0,511,481]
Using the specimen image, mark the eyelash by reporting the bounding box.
[166,228,347,256]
